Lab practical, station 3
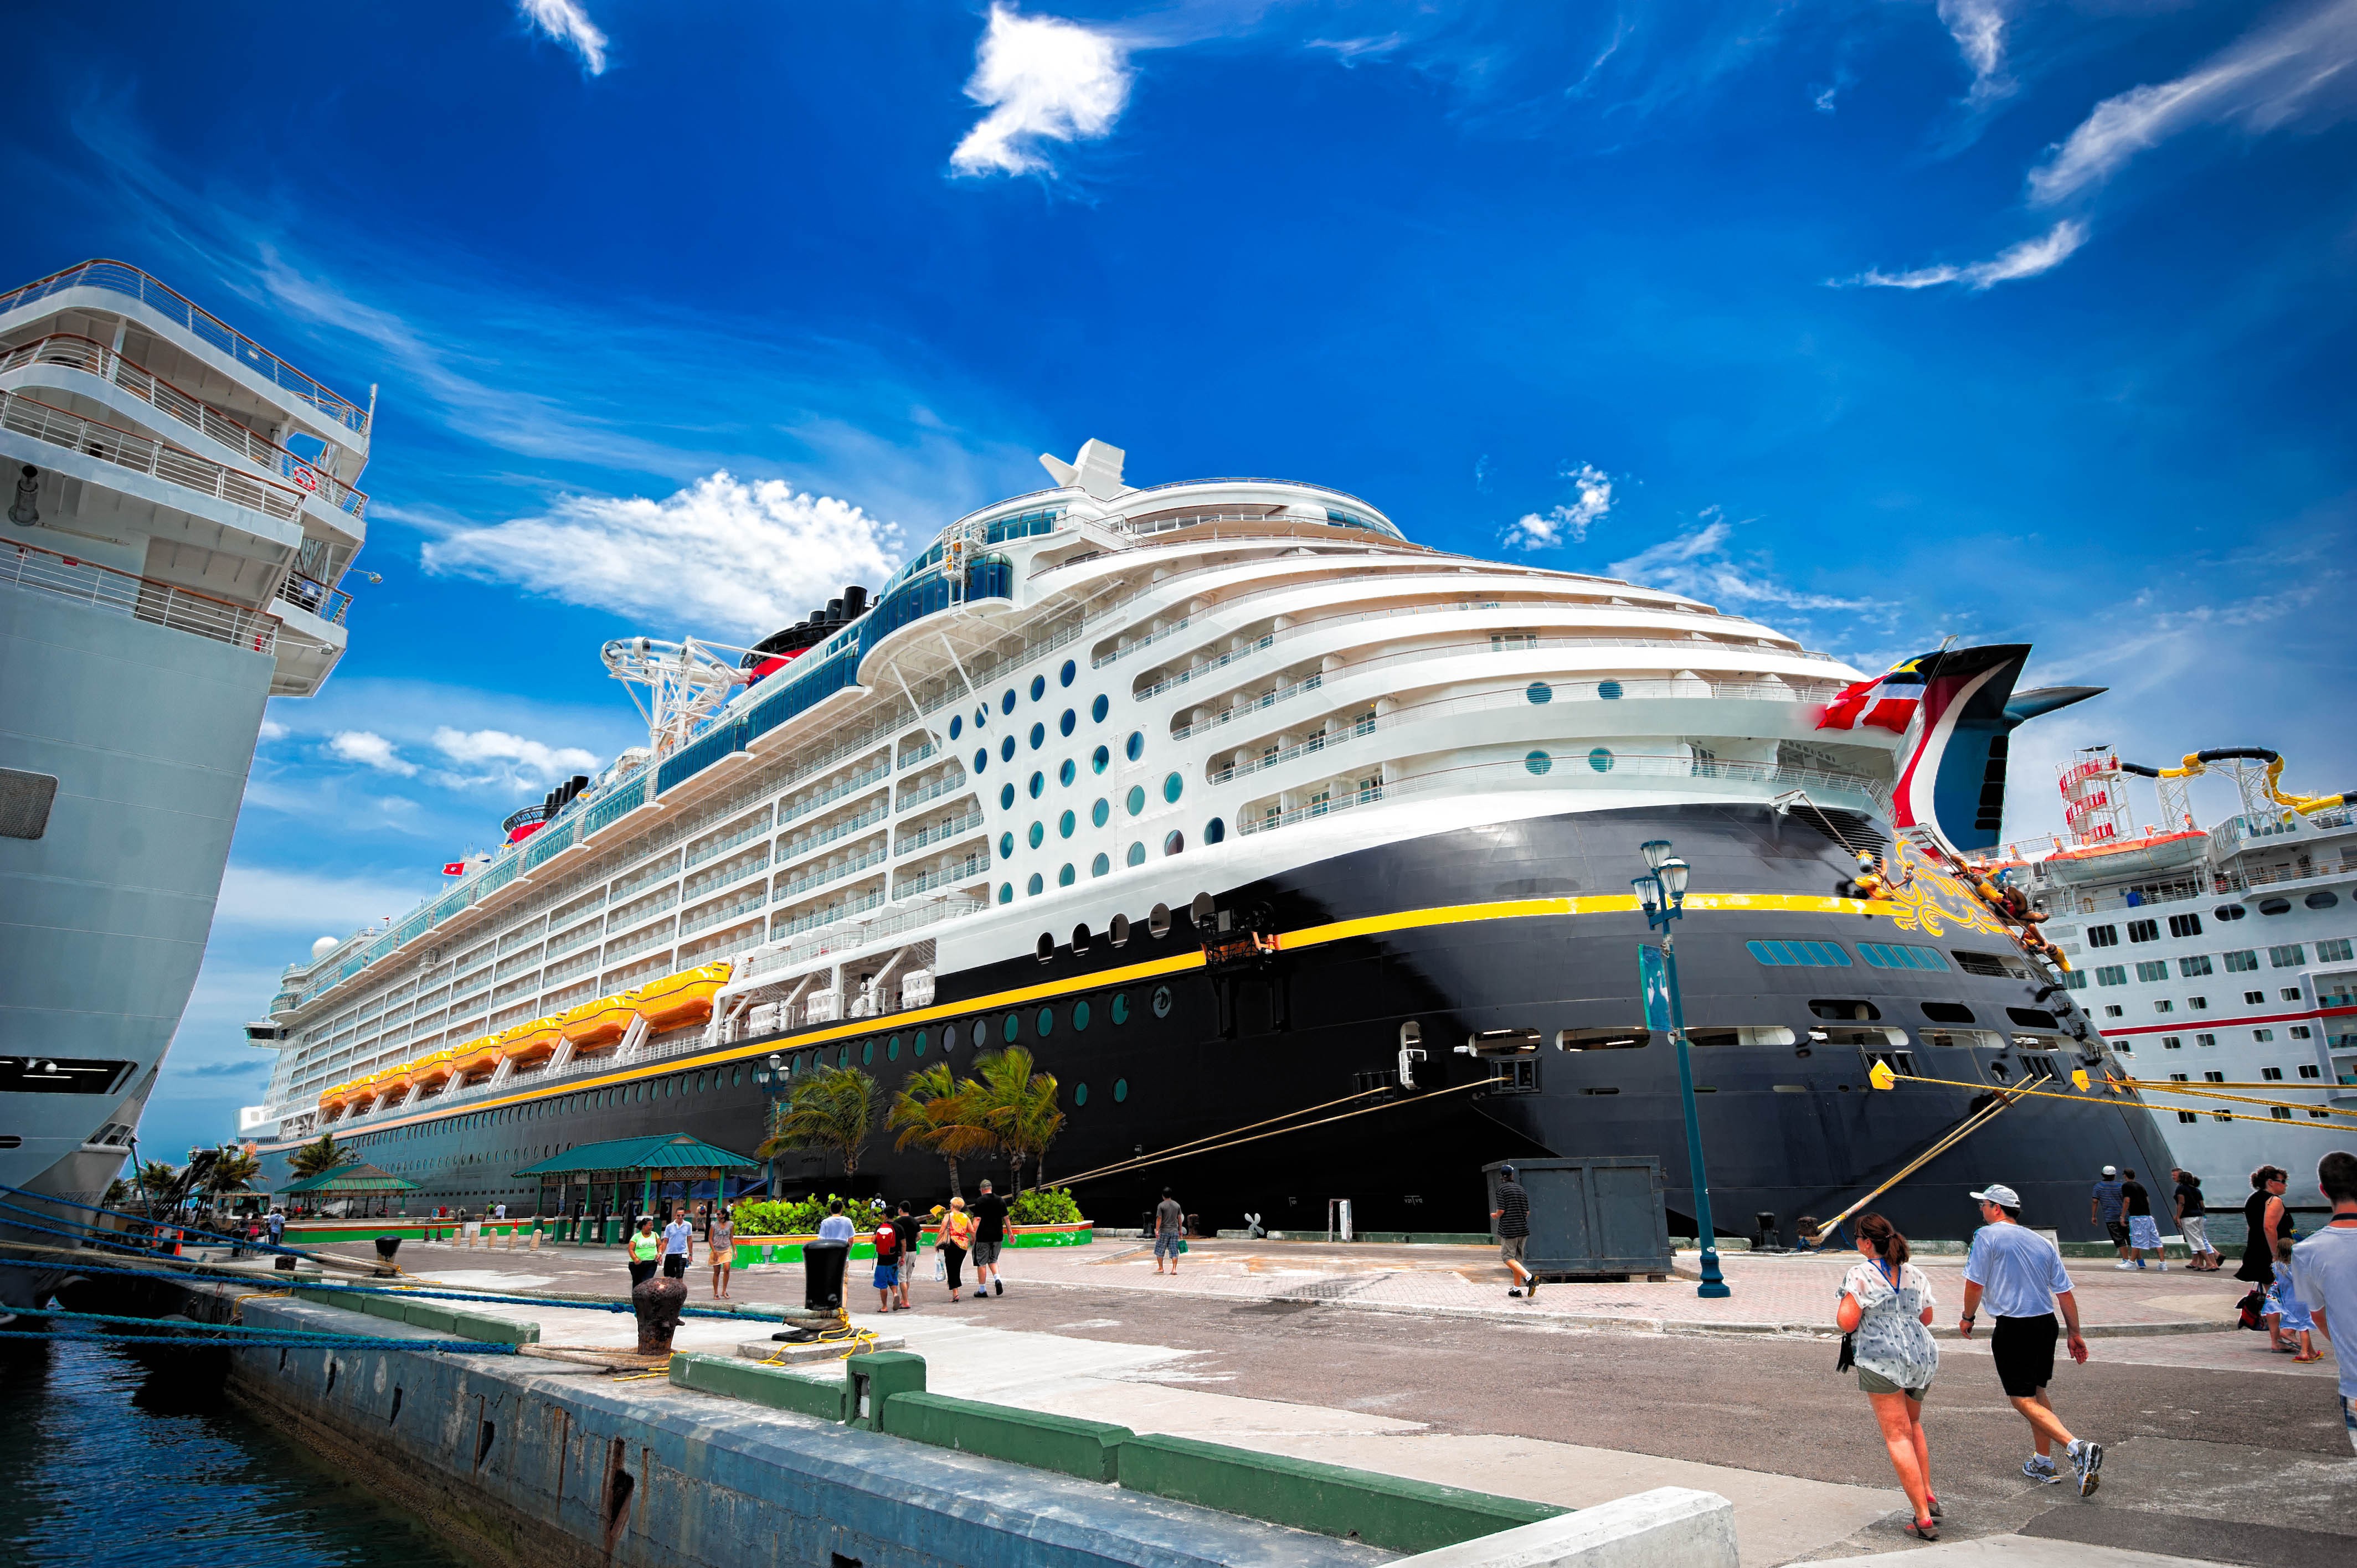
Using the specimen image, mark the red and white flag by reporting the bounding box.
[1816,653,1937,734]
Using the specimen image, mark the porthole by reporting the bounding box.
[914,1029,929,1056]
[1000,736,1016,762]
[837,1046,849,1068]
[1526,682,1552,705]
[1588,747,1615,773]
[1001,689,1017,715]
[1027,872,1045,896]
[732,1066,743,1086]
[1037,1007,1054,1038]
[949,715,963,740]
[999,883,1014,904]
[888,1035,900,1061]
[1058,862,1075,886]
[1059,708,1077,737]
[1526,750,1553,776]
[1000,832,1015,858]
[1059,758,1077,787]
[1074,998,1092,1030]
[1029,771,1046,799]
[1598,680,1624,700]
[2305,891,2338,909]
[1092,797,1110,828]
[944,1023,960,1051]
[2214,904,2246,921]
[1091,694,1109,723]
[975,705,988,729]
[1059,808,1076,838]
[1113,1078,1129,1102]
[1029,721,1045,750]
[1092,852,1111,876]
[1163,771,1183,804]
[1164,830,1185,856]
[1149,902,1172,937]
[1000,782,1016,810]
[1127,842,1146,866]
[1022,821,1042,849]
[1126,785,1146,816]
[1061,658,1077,687]
[1126,730,1145,762]
[1111,991,1130,1023]
[2260,898,2291,915]
[1003,1013,1021,1044]
[1074,1082,1089,1105]
[1205,816,1226,845]
[975,748,989,774]
[861,1040,874,1065]
[1030,674,1046,702]
[1092,745,1110,773]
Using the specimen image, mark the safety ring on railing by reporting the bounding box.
[291,466,318,492]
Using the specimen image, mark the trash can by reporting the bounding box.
[803,1240,849,1311]
[1481,1157,1672,1281]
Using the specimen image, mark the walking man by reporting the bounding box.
[1152,1187,1185,1275]
[970,1179,1009,1301]
[2291,1150,2357,1454]
[1493,1164,1536,1299]
[265,1207,285,1249]
[2119,1169,2163,1271]
[2091,1165,2129,1263]
[891,1200,922,1311]
[1961,1183,2102,1496]
[661,1204,694,1279]
[2172,1169,2220,1271]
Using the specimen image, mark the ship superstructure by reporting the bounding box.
[0,261,371,1278]
[241,441,2175,1241]
[1973,750,2356,1188]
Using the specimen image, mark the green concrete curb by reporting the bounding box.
[1115,1432,1566,1555]
[668,1352,846,1420]
[884,1391,1128,1482]
[294,1287,538,1344]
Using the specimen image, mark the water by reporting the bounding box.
[0,1340,469,1568]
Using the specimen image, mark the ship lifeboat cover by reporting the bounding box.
[561,995,635,1049]
[633,962,733,1031]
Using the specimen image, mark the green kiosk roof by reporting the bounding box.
[278,1163,421,1195]
[511,1132,760,1179]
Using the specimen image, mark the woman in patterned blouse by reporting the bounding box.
[1836,1211,1942,1540]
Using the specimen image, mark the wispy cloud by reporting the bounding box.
[1503,463,1615,549]
[213,865,439,933]
[951,5,1134,177]
[328,730,419,776]
[518,0,608,75]
[430,728,600,792]
[1609,514,1890,620]
[1936,0,2015,106]
[419,470,899,641]
[2029,0,2357,204]
[1838,219,2088,291]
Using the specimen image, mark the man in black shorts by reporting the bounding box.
[969,1179,1009,1300]
[1961,1183,2102,1495]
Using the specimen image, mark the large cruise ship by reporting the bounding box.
[241,442,2178,1242]
[1,261,369,1292]
[1967,750,2355,1191]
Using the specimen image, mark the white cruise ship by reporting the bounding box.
[0,261,370,1296]
[1972,750,2355,1196]
[240,441,2179,1243]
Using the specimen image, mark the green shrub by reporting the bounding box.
[1009,1186,1083,1226]
[730,1193,891,1236]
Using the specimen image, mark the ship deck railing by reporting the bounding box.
[1,386,307,523]
[3,529,280,654]
[0,259,369,437]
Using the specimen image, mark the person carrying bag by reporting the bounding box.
[1835,1212,1942,1540]
[937,1196,975,1301]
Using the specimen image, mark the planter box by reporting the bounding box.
[733,1221,1092,1265]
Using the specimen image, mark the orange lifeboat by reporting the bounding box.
[451,1035,503,1083]
[407,1046,457,1096]
[560,994,635,1052]
[632,962,733,1033]
[318,1081,350,1114]
[501,1018,562,1070]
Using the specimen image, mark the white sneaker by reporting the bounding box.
[2023,1455,2062,1483]
[2152,1261,2166,1271]
[2068,1439,2102,1497]
[2113,1261,2138,1270]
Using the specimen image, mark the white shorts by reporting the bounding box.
[2127,1215,2162,1251]
[2179,1215,2214,1254]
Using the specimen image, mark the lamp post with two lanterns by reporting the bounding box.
[1632,838,1731,1300]
[749,1053,794,1200]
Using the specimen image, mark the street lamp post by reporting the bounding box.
[1633,838,1730,1300]
[749,1054,793,1199]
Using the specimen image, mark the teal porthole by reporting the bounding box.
[837,1046,850,1067]
[1000,783,1016,810]
[1111,992,1130,1024]
[1000,832,1015,858]
[1058,862,1075,886]
[1598,680,1624,700]
[888,1034,900,1060]
[1525,750,1553,776]
[1126,730,1145,762]
[1151,984,1172,1018]
[1059,757,1076,786]
[1074,998,1092,1030]
[1526,682,1552,704]
[949,715,963,739]
[1091,852,1110,876]
[1001,736,1016,762]
[1059,708,1076,737]
[915,1029,929,1056]
[1003,1013,1021,1044]
[1028,770,1045,798]
[1074,1082,1088,1105]
[1059,809,1076,838]
[1091,694,1109,722]
[1113,1077,1128,1102]
[1030,674,1046,702]
[1163,771,1183,804]
[1205,816,1226,844]
[1588,747,1615,772]
[1037,1006,1053,1037]
[1029,721,1045,750]
[1126,842,1146,866]
[1027,872,1044,896]
[1092,744,1110,773]
[1028,821,1045,849]
[861,1039,874,1065]
[1126,785,1146,816]
[1061,659,1077,687]
[1092,797,1110,828]
[999,882,1013,904]
[975,748,989,773]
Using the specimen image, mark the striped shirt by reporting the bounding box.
[1496,1182,1531,1239]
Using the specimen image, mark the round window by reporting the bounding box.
[2305,891,2338,909]
[837,1046,849,1068]
[1127,842,1146,866]
[945,1023,961,1050]
[1126,785,1146,816]
[1126,730,1145,762]
[1037,1007,1054,1037]
[1027,872,1044,896]
[1206,817,1226,844]
[1000,782,1016,810]
[1059,708,1076,737]
[1113,1077,1129,1102]
[2260,898,2291,915]
[1588,747,1615,773]
[1152,984,1173,1018]
[1598,679,1624,700]
[1091,694,1109,723]
[1059,758,1077,787]
[999,831,1015,858]
[1028,821,1045,849]
[974,748,989,774]
[2214,904,2246,921]
[1092,745,1110,774]
[1526,750,1553,776]
[1030,674,1046,702]
[1091,797,1111,828]
[914,1029,929,1056]
[1074,1082,1089,1106]
[1029,721,1045,750]
[888,1034,900,1060]
[1001,689,1017,715]
[1074,998,1092,1030]
[1163,771,1183,803]
[1003,1013,1021,1044]
[1058,862,1075,886]
[998,882,1013,904]
[861,1040,874,1065]
[1061,659,1077,687]
[949,715,963,739]
[1526,682,1552,705]
[1164,830,1185,856]
[1059,809,1076,838]
[1000,736,1016,762]
[1029,771,1046,799]
[975,705,988,729]
[1111,992,1130,1025]
[1091,852,1110,876]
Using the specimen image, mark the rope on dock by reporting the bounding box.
[0,1328,518,1353]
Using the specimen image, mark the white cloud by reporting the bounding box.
[2030,0,2357,204]
[951,5,1134,177]
[419,470,899,641]
[1937,0,2015,105]
[431,728,601,793]
[1609,514,1890,619]
[1504,463,1615,550]
[518,0,608,75]
[258,719,287,741]
[213,865,438,932]
[1840,219,2088,291]
[327,730,419,776]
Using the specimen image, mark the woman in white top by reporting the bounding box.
[1836,1211,1942,1541]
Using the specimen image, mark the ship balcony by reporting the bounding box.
[775,755,892,832]
[893,852,991,902]
[895,807,985,858]
[0,529,284,656]
[894,768,969,814]
[769,883,887,943]
[682,844,771,901]
[773,800,889,874]
[771,840,888,902]
[683,807,775,871]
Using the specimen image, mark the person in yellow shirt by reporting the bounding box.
[628,1215,661,1287]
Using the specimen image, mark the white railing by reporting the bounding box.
[683,811,775,871]
[683,848,771,902]
[770,889,886,943]
[896,810,984,857]
[681,890,768,940]
[774,843,888,901]
[1,387,306,522]
[894,771,969,813]
[0,259,369,436]
[274,572,352,625]
[893,855,990,900]
[777,762,891,831]
[0,333,367,517]
[742,895,986,980]
[775,802,889,868]
[600,919,678,967]
[3,531,279,653]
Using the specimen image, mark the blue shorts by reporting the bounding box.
[1155,1232,1183,1260]
[873,1261,899,1290]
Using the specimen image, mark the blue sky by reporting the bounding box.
[8,1,2350,1160]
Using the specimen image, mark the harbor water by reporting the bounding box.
[0,1339,465,1568]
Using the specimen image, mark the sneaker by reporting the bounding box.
[2023,1455,2062,1484]
[2134,1260,2147,1270]
[2068,1439,2102,1497]
[2113,1261,2138,1270]
[994,1280,1003,1296]
[2152,1261,2166,1271]
[1507,1287,1525,1298]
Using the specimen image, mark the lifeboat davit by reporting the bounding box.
[632,962,733,1032]
[561,995,635,1051]
[2041,828,2209,883]
[407,1046,457,1096]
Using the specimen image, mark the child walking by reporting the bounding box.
[872,1208,903,1313]
[2273,1232,2322,1361]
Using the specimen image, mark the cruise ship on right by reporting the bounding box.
[1970,749,2357,1189]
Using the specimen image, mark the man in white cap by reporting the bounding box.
[2090,1165,2129,1263]
[1962,1183,2102,1496]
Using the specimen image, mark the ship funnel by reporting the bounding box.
[843,585,868,617]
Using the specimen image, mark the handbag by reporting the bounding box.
[1177,1238,1189,1254]
[1835,1333,1855,1373]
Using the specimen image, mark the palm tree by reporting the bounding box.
[137,1158,177,1196]
[288,1132,353,1180]
[758,1065,881,1177]
[206,1148,263,1211]
[886,1062,996,1201]
[969,1047,1066,1195]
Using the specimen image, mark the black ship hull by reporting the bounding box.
[269,804,2178,1244]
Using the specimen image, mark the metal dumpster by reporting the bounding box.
[1482,1157,1674,1281]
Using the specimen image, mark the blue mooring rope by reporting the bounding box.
[0,1328,517,1353]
